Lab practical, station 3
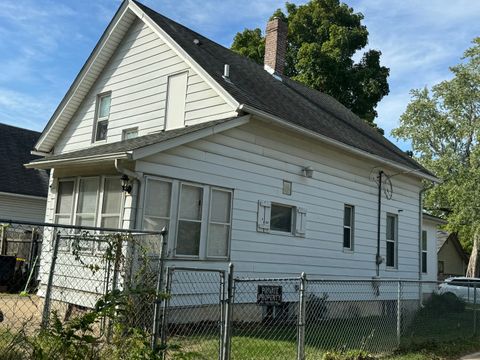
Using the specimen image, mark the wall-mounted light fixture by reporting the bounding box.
[303,166,314,178]
[121,174,133,194]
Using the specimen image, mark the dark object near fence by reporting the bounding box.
[0,256,17,291]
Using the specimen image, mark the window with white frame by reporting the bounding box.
[122,127,138,140]
[94,93,111,142]
[55,180,75,225]
[257,201,307,236]
[422,230,428,273]
[343,205,354,250]
[142,178,233,259]
[143,178,172,231]
[207,189,232,258]
[176,184,204,256]
[386,214,397,268]
[54,176,123,229]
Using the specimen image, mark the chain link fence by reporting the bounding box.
[0,219,164,359]
[1,220,479,359]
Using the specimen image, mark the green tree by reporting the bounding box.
[392,37,480,250]
[231,0,390,127]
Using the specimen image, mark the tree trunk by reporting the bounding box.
[466,229,480,277]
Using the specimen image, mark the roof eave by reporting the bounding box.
[240,104,440,183]
[25,152,131,170]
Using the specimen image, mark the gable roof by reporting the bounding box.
[27,117,247,169]
[34,0,435,180]
[437,231,469,262]
[133,0,434,179]
[0,123,49,198]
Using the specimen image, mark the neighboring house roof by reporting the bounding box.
[0,123,49,198]
[423,213,447,224]
[133,1,434,178]
[437,230,469,262]
[27,117,248,168]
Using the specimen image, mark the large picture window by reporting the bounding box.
[141,177,233,259]
[54,176,123,229]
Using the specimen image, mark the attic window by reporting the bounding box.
[94,93,111,142]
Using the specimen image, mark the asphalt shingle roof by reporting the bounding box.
[31,118,236,163]
[133,0,433,177]
[0,123,49,197]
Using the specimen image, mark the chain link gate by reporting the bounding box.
[160,267,227,359]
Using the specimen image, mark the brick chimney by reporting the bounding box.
[264,17,287,75]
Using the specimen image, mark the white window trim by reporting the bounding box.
[270,202,295,235]
[122,127,139,140]
[422,230,428,274]
[93,92,112,143]
[386,213,398,269]
[174,182,205,259]
[141,176,233,260]
[257,200,307,237]
[343,204,354,251]
[206,187,233,260]
[54,176,124,254]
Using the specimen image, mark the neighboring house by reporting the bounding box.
[437,231,468,280]
[26,0,439,304]
[0,123,49,223]
[421,214,446,283]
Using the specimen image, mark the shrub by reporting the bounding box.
[420,292,465,316]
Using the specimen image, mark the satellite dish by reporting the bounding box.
[369,167,394,200]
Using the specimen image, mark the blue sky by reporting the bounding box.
[0,0,478,149]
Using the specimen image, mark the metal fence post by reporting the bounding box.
[41,230,60,329]
[152,228,168,350]
[0,225,6,255]
[474,283,477,336]
[219,270,226,360]
[160,267,173,359]
[297,272,307,360]
[397,280,402,347]
[222,263,234,360]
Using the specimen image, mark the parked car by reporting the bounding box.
[438,277,480,303]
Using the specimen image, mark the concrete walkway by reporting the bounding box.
[462,352,480,360]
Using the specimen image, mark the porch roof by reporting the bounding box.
[26,116,247,169]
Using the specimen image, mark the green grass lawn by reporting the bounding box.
[165,309,480,359]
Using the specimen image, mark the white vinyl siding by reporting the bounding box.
[165,72,188,130]
[136,120,423,279]
[54,19,236,154]
[0,193,46,223]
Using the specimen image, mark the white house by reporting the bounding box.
[26,0,439,302]
[421,214,446,283]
